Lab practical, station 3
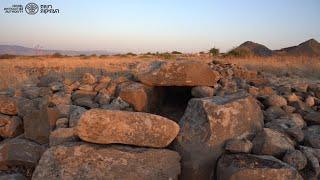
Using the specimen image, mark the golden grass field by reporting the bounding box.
[0,55,319,90]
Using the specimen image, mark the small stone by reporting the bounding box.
[286,93,300,103]
[0,96,18,115]
[55,118,69,129]
[49,82,64,92]
[73,97,99,109]
[94,92,111,105]
[305,96,315,107]
[303,125,320,148]
[49,128,79,146]
[252,128,295,157]
[101,97,130,110]
[69,106,86,128]
[78,84,94,91]
[0,114,23,138]
[304,111,320,125]
[191,86,215,98]
[81,73,96,85]
[265,95,287,107]
[49,92,71,106]
[224,139,253,153]
[0,173,26,180]
[71,90,97,100]
[283,150,307,170]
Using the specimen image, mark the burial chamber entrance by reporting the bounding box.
[151,86,193,122]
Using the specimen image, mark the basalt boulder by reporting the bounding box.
[32,143,181,180]
[174,92,264,180]
[75,109,179,148]
[137,61,220,86]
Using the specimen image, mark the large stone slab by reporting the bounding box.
[174,92,264,180]
[216,154,303,180]
[32,143,181,180]
[76,109,179,148]
[137,61,220,86]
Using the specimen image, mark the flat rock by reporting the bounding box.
[175,92,264,179]
[137,60,220,86]
[32,143,181,180]
[75,109,179,148]
[217,154,303,180]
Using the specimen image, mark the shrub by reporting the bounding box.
[209,48,219,56]
[225,48,251,58]
[51,53,63,58]
[126,52,137,56]
[171,51,182,55]
[158,52,174,60]
[0,54,17,59]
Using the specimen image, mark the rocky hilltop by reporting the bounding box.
[0,60,319,180]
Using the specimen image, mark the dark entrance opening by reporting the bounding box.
[152,86,193,122]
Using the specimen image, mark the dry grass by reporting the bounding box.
[0,54,319,90]
[219,56,320,79]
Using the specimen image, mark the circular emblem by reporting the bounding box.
[25,3,39,15]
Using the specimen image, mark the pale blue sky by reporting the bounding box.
[0,0,319,53]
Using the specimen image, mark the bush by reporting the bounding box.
[158,52,174,60]
[0,54,17,59]
[126,52,137,56]
[171,51,182,55]
[225,48,251,58]
[209,48,219,56]
[51,53,63,58]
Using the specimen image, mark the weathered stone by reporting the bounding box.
[175,92,264,179]
[282,105,296,114]
[305,96,315,107]
[37,74,64,87]
[103,82,117,97]
[69,105,86,128]
[252,128,295,157]
[117,82,155,112]
[0,173,26,180]
[304,111,320,125]
[78,84,94,91]
[71,90,97,100]
[98,76,111,83]
[73,97,99,109]
[21,86,41,99]
[224,138,253,153]
[0,138,45,170]
[264,106,287,122]
[137,61,220,86]
[191,86,215,98]
[24,101,59,144]
[81,73,96,85]
[65,81,80,94]
[32,143,181,180]
[300,146,320,178]
[49,92,71,105]
[94,92,111,105]
[101,97,131,110]
[304,125,320,148]
[217,154,303,180]
[55,118,69,129]
[283,150,307,170]
[0,114,23,138]
[265,95,287,107]
[94,82,110,92]
[49,128,78,146]
[293,83,308,93]
[56,104,72,118]
[49,82,64,92]
[286,93,300,103]
[76,109,179,148]
[17,98,39,117]
[0,96,18,115]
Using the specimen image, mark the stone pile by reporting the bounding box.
[0,60,319,180]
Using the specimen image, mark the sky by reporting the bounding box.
[0,0,319,53]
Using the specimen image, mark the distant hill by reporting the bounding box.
[233,41,273,57]
[0,45,114,56]
[275,39,320,57]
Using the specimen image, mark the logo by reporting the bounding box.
[25,3,39,15]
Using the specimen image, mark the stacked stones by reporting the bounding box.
[0,60,319,179]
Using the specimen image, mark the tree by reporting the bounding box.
[209,48,219,56]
